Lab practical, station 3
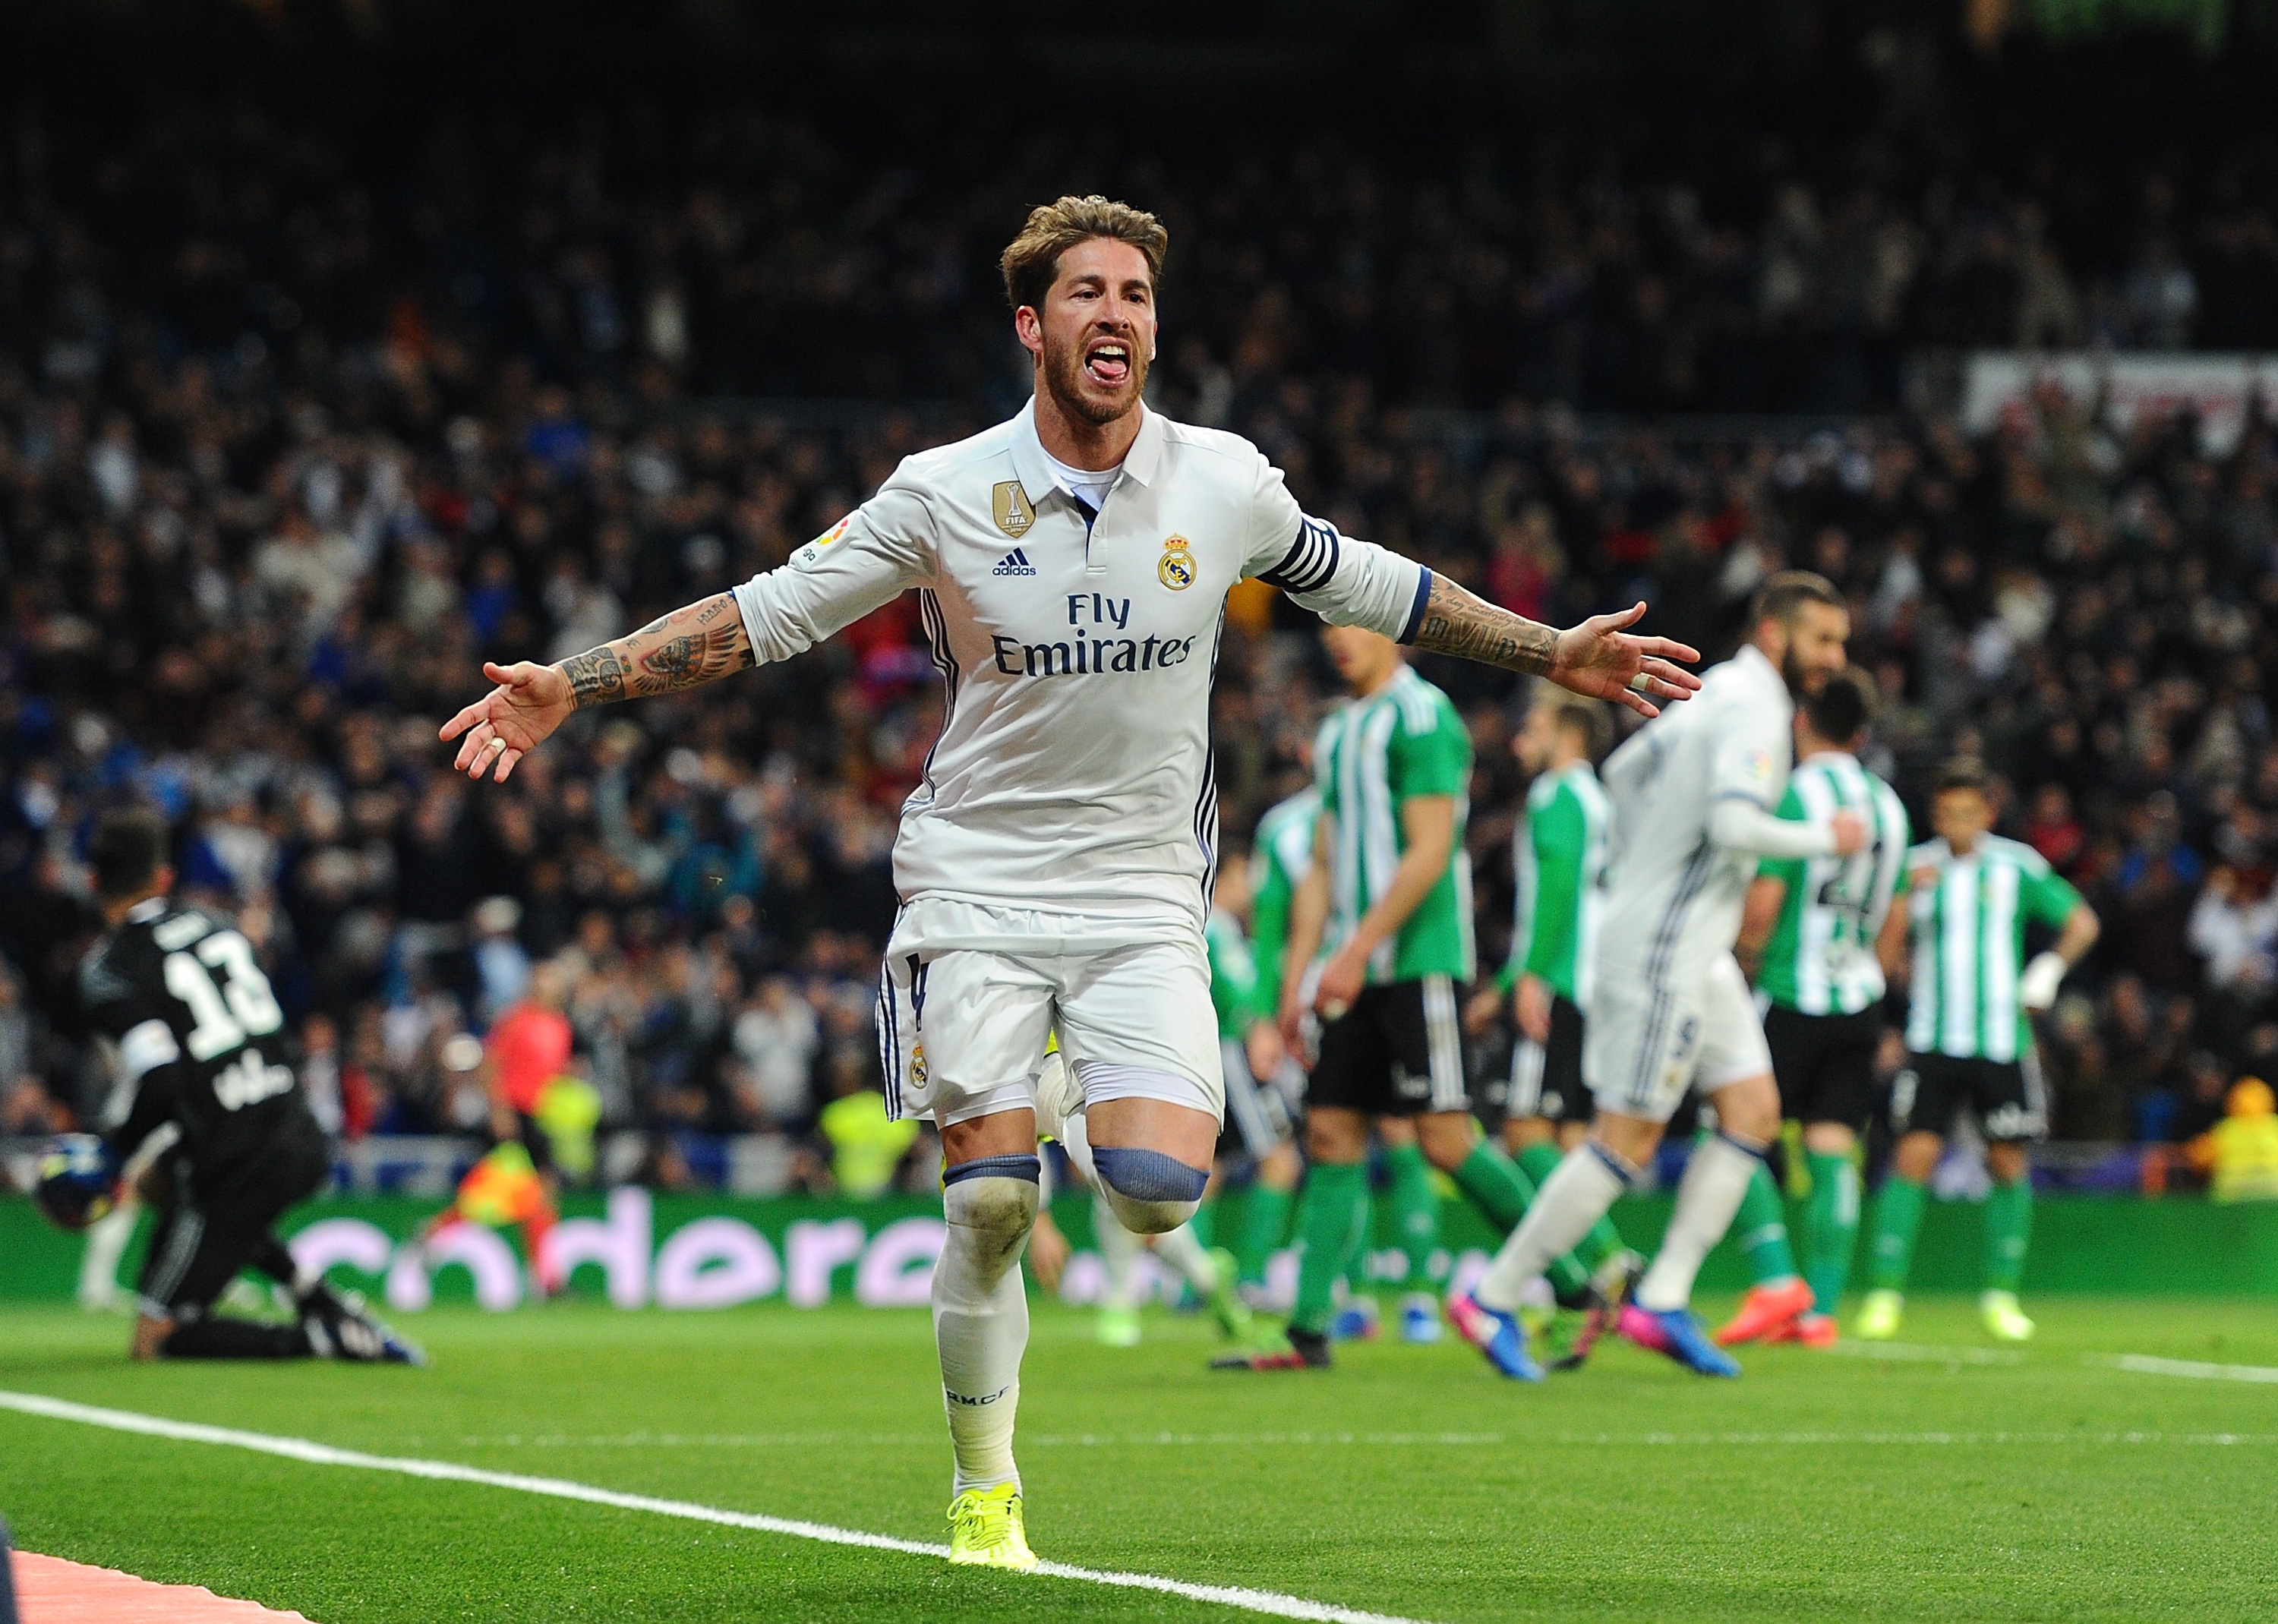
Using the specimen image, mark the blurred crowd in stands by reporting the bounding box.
[7,89,2278,1188]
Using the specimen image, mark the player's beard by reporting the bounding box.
[1779,645,1816,702]
[1043,329,1149,428]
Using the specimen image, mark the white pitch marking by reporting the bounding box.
[2093,1354,2278,1385]
[0,1390,1428,1624]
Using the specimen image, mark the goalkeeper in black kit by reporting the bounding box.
[49,809,421,1364]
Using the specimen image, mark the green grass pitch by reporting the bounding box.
[4,1295,2276,1622]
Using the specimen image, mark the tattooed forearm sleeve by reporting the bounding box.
[1410,573,1557,675]
[558,592,756,709]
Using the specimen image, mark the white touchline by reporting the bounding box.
[0,1390,1429,1624]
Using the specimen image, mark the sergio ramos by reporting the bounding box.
[440,194,1700,1569]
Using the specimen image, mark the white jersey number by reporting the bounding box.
[162,931,286,1061]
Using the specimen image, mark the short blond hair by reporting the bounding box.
[1000,195,1168,313]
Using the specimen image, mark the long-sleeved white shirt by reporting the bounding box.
[732,400,1428,936]
[1598,642,1826,984]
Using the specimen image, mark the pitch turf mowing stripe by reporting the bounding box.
[0,1390,1428,1624]
[407,1427,2278,1449]
[1825,1340,2026,1366]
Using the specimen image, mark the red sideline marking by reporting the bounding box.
[11,1550,316,1622]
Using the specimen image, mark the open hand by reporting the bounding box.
[1549,603,1702,719]
[440,661,575,783]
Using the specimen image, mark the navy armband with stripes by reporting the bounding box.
[1257,514,1341,594]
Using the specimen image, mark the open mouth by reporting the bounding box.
[1084,339,1132,388]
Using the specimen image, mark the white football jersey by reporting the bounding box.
[1596,642,1796,985]
[731,400,1428,936]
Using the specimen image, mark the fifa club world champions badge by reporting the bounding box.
[992,481,1036,538]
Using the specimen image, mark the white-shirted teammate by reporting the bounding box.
[1452,572,1864,1379]
[440,196,1700,1566]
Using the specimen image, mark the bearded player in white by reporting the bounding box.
[1452,572,1864,1379]
[440,197,1699,1567]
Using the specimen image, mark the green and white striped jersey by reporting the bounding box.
[1904,834,2083,1061]
[1205,907,1265,1040]
[1316,667,1475,984]
[1756,753,1911,1016]
[1248,788,1319,1017]
[1498,762,1610,1008]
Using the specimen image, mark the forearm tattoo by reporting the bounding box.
[1412,575,1556,675]
[558,594,755,709]
[560,648,627,708]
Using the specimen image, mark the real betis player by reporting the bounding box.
[1720,668,1910,1349]
[1856,759,2099,1344]
[1464,692,1640,1354]
[1217,624,1574,1374]
[1231,784,1317,1295]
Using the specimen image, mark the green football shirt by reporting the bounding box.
[1205,907,1265,1041]
[1315,667,1475,984]
[1756,752,1911,1016]
[1497,762,1610,1007]
[1248,787,1319,1017]
[1904,834,2082,1062]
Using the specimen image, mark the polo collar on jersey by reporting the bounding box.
[1007,396,1165,512]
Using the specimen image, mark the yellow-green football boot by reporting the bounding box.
[947,1483,1037,1570]
[1853,1288,1903,1341]
[1980,1290,2035,1342]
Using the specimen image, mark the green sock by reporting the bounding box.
[1985,1178,2033,1293]
[1451,1140,1535,1231]
[1516,1140,1627,1269]
[1291,1162,1371,1336]
[1734,1158,1800,1286]
[1453,1140,1590,1301]
[1188,1202,1215,1250]
[1234,1183,1293,1286]
[1802,1150,1860,1315]
[1868,1175,1927,1293]
[1384,1140,1440,1291]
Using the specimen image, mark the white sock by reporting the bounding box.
[1094,1194,1142,1310]
[935,1175,1038,1496]
[1635,1132,1765,1312]
[78,1198,137,1308]
[1473,1145,1632,1313]
[1149,1222,1218,1296]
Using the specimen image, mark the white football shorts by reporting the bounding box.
[877,900,1224,1127]
[1585,951,1772,1124]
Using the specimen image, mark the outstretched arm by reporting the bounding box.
[1411,576,1701,718]
[440,592,753,781]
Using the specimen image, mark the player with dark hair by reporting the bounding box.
[1719,667,1910,1348]
[1454,571,1865,1379]
[1855,760,2100,1343]
[58,809,418,1364]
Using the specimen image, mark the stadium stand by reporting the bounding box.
[6,8,2278,1187]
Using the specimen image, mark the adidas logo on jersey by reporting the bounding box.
[992,548,1036,576]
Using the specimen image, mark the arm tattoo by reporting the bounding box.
[1411,574,1556,675]
[561,648,628,709]
[557,593,755,708]
[630,626,753,695]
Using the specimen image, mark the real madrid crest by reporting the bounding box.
[992,481,1036,539]
[1158,533,1196,591]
